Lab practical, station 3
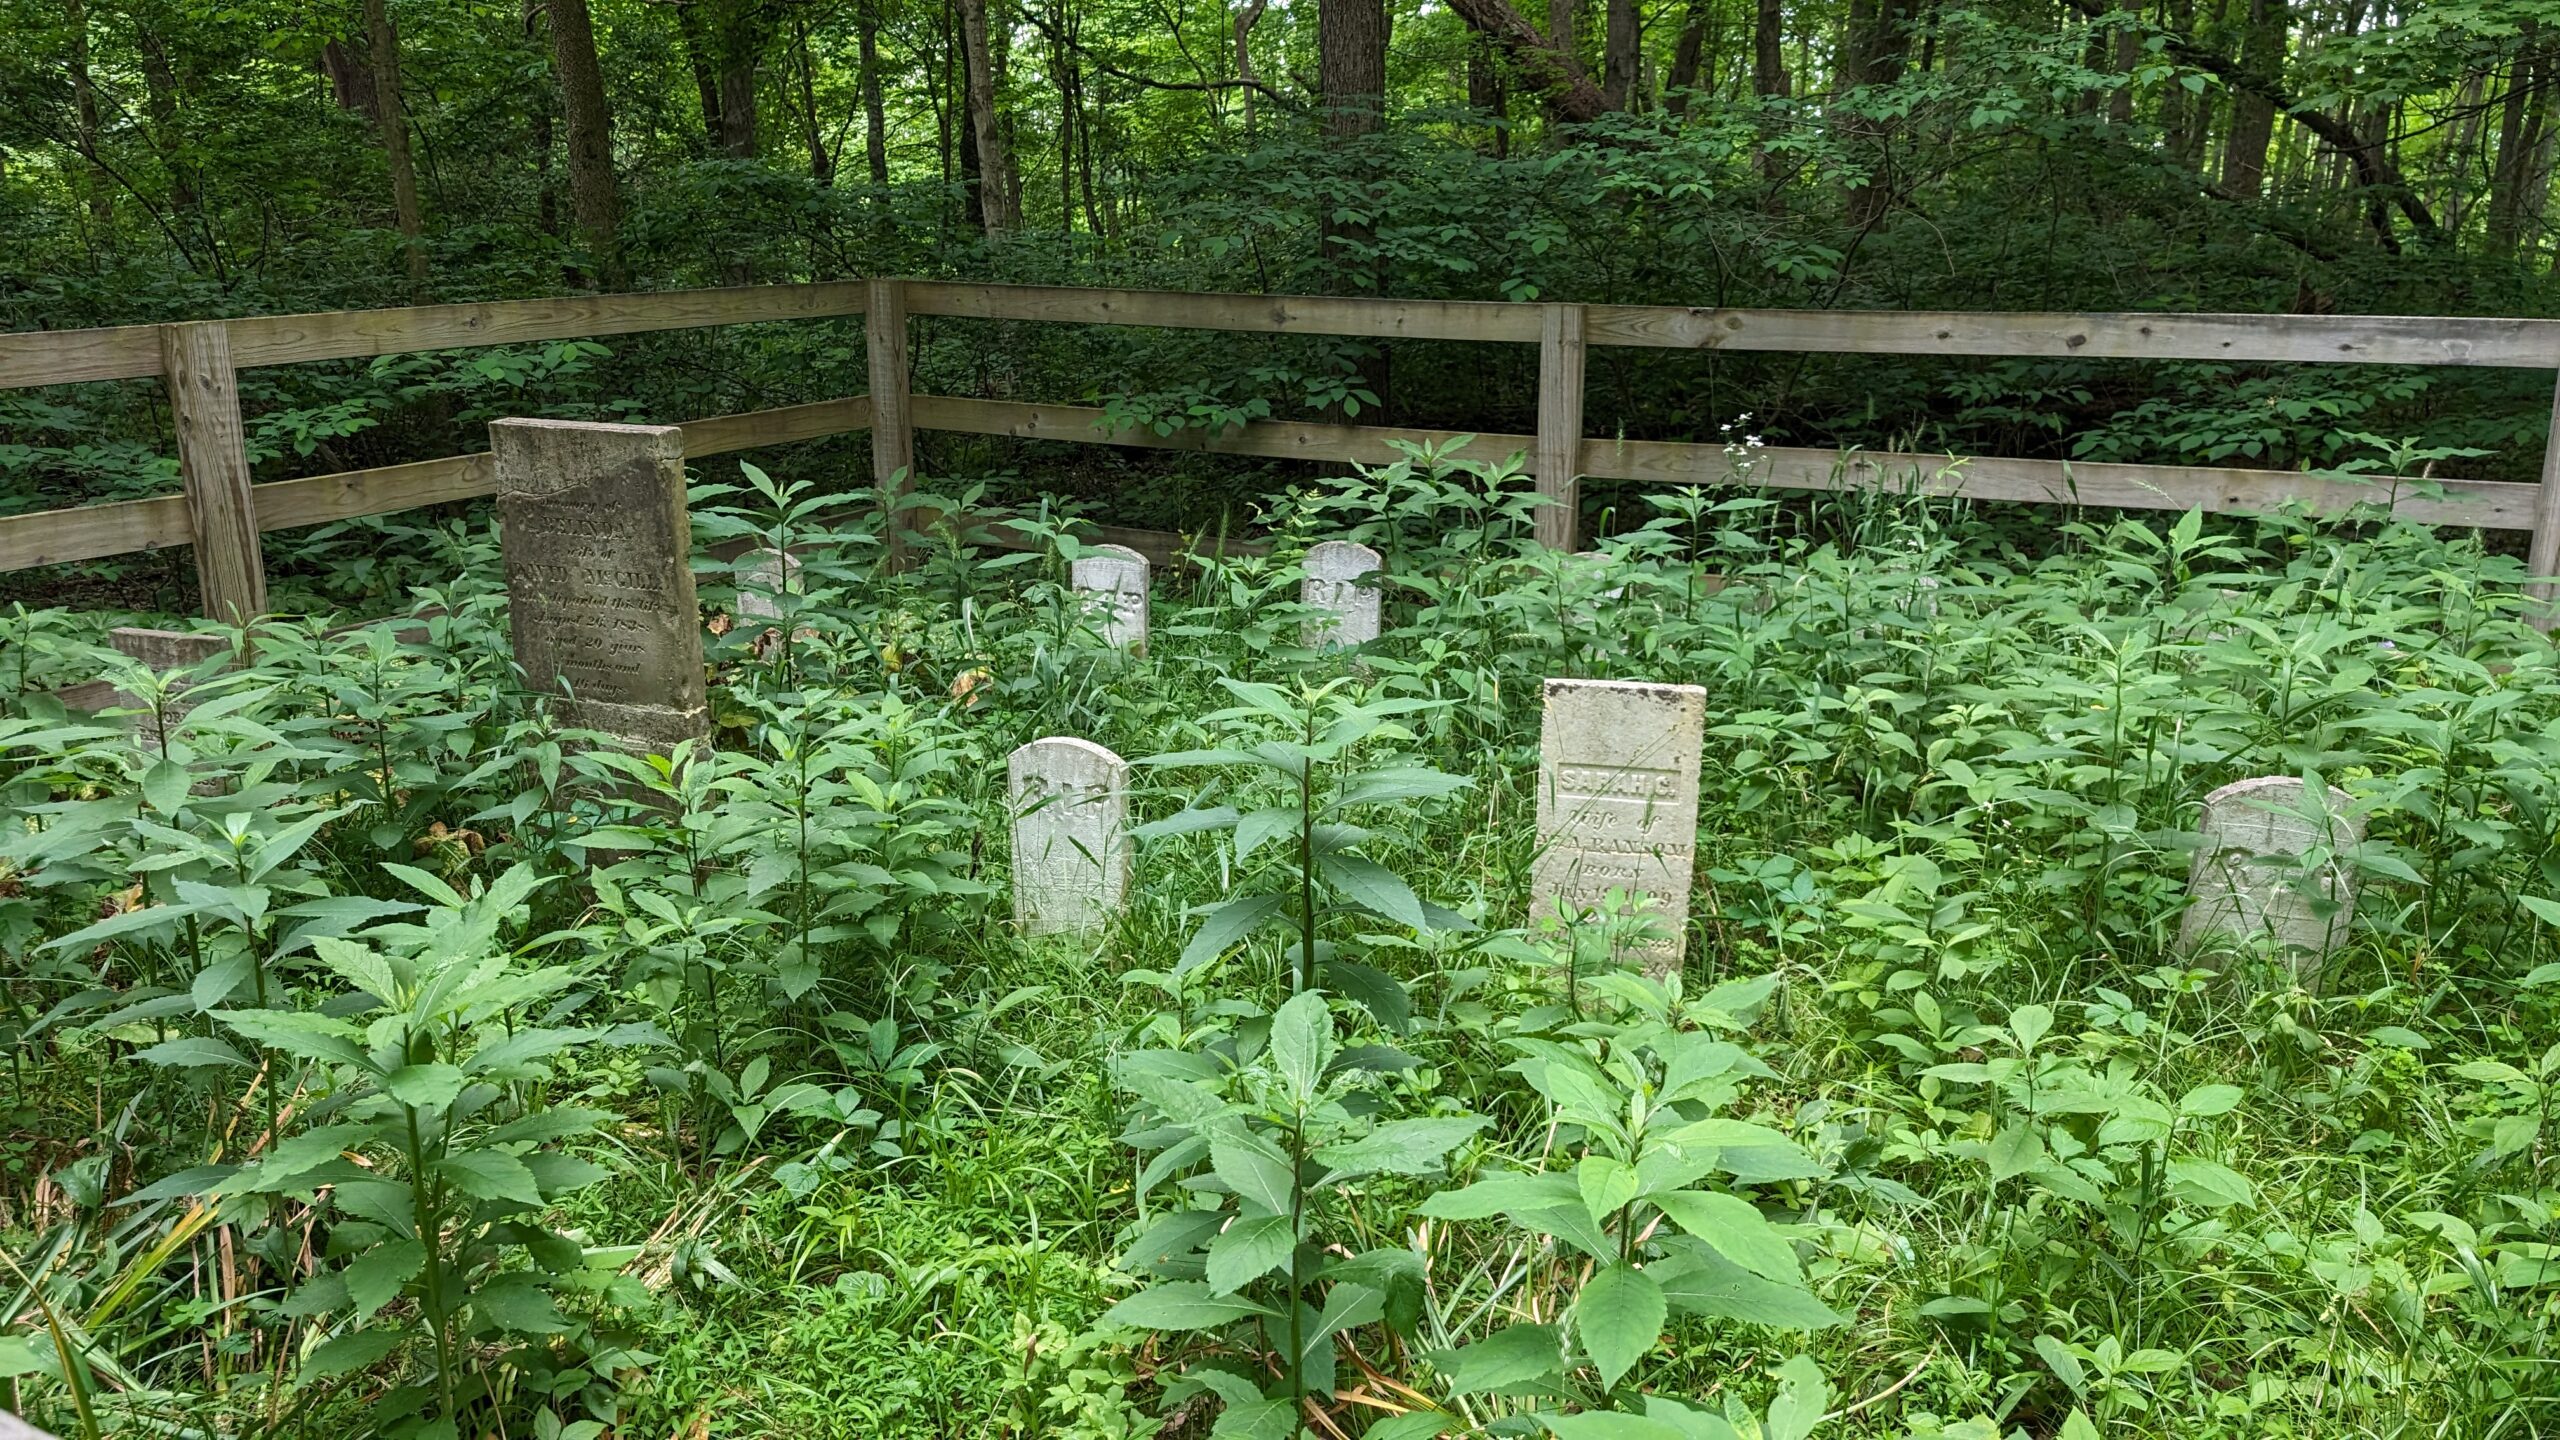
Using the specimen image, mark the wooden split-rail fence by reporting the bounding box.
[6,276,2560,626]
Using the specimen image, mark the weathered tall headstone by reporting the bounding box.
[2180,776,2363,986]
[1533,678,1708,976]
[1302,540,1383,648]
[492,418,708,752]
[1008,737,1131,935]
[733,547,801,622]
[1071,544,1150,653]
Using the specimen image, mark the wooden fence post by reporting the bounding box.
[160,321,265,624]
[2531,370,2560,631]
[865,278,915,562]
[1535,303,1587,552]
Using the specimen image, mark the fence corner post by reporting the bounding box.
[160,320,265,625]
[1535,302,1588,553]
[865,278,916,564]
[2532,370,2560,633]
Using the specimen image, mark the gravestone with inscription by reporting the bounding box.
[733,547,802,622]
[2180,776,2363,987]
[1532,677,1709,976]
[1302,540,1383,648]
[1071,544,1150,653]
[492,418,709,752]
[1008,737,1131,935]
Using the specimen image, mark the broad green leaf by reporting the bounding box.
[382,1063,467,1110]
[1433,1322,1566,1396]
[1540,1414,1688,1440]
[1578,1155,1640,1230]
[2165,1158,2254,1210]
[2177,1083,2244,1117]
[2035,1333,2088,1397]
[436,1149,543,1207]
[189,951,256,1012]
[296,1326,407,1383]
[1210,1129,1296,1216]
[1650,1190,1801,1283]
[1100,1281,1278,1330]
[1575,1264,1666,1390]
[132,1035,249,1069]
[142,757,191,816]
[1297,1280,1385,1368]
[472,1274,568,1334]
[231,1124,375,1192]
[1312,1116,1488,1182]
[216,1009,369,1068]
[1268,989,1334,1106]
[1988,1122,2043,1183]
[343,1239,424,1320]
[1652,1239,1844,1330]
[1318,854,1427,930]
[1762,1353,1829,1440]
[1205,1214,1295,1294]
[2009,1003,2053,1054]
[1177,893,1289,975]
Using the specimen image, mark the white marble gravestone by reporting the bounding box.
[2180,776,2363,985]
[1302,540,1383,648]
[492,418,709,752]
[1532,677,1709,975]
[733,547,802,622]
[1071,544,1150,653]
[109,627,230,747]
[1008,737,1131,935]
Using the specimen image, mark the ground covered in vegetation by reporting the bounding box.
[3,460,2558,1440]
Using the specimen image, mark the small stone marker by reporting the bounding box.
[492,418,709,752]
[1302,540,1383,648]
[2180,776,2363,985]
[1008,737,1131,935]
[1071,543,1150,653]
[733,547,801,622]
[1533,677,1708,976]
[109,627,229,744]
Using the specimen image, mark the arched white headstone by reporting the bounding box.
[2180,776,2363,986]
[1070,544,1150,654]
[1008,737,1132,935]
[1302,540,1384,648]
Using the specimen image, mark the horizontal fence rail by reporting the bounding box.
[3,277,2558,623]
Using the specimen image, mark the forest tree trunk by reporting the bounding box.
[549,0,625,285]
[1603,0,1640,110]
[2221,0,2284,196]
[365,0,430,298]
[958,0,1018,236]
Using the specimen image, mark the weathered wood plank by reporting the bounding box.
[1536,305,1588,550]
[1583,306,2560,367]
[0,493,191,570]
[1576,438,2538,529]
[0,323,166,387]
[680,395,873,456]
[909,394,1527,466]
[905,281,1544,343]
[253,454,497,533]
[161,322,266,622]
[223,282,869,369]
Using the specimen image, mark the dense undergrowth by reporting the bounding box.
[2,455,2558,1440]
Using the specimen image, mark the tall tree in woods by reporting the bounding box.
[1839,0,1916,227]
[1318,0,1388,277]
[363,0,428,297]
[2223,0,2284,196]
[959,0,1018,236]
[546,0,624,284]
[1603,0,1641,110]
[1443,0,1608,122]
